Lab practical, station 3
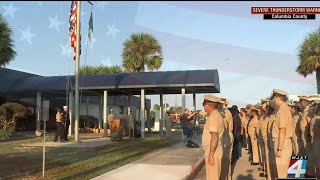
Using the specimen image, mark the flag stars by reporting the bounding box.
[1,3,20,19]
[60,41,73,57]
[19,26,36,45]
[106,24,120,39]
[48,14,64,32]
[101,57,112,66]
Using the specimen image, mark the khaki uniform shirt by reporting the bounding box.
[202,110,225,149]
[256,116,262,136]
[311,114,320,141]
[248,116,259,136]
[259,115,269,137]
[241,116,248,130]
[299,106,313,134]
[272,103,293,139]
[267,114,276,138]
[108,114,114,124]
[223,108,233,133]
[292,112,301,138]
[56,112,63,122]
[246,116,252,134]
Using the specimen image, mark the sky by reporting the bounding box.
[1,1,319,110]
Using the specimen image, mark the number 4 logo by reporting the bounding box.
[287,160,307,178]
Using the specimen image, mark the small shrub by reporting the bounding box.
[0,102,27,133]
[0,129,13,140]
[79,115,98,128]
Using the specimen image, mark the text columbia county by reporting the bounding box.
[263,14,316,20]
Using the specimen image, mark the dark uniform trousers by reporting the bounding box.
[54,122,65,141]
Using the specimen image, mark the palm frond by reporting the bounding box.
[0,14,16,67]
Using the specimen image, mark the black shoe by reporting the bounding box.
[59,140,65,143]
[259,173,267,177]
[65,139,70,141]
[251,163,259,165]
[53,140,57,142]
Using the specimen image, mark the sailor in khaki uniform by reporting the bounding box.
[248,107,260,165]
[218,98,233,180]
[267,100,277,180]
[202,95,225,180]
[240,108,249,149]
[128,112,134,138]
[272,89,293,178]
[107,109,115,129]
[256,107,264,172]
[299,97,315,177]
[246,105,253,157]
[310,102,320,178]
[258,100,269,177]
[289,103,301,156]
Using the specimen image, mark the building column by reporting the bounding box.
[103,90,108,137]
[140,89,145,138]
[36,91,41,131]
[181,88,186,140]
[160,93,164,138]
[193,93,196,112]
[127,95,134,138]
[127,95,131,116]
[99,95,103,129]
[68,91,74,136]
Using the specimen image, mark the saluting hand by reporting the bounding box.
[208,153,215,166]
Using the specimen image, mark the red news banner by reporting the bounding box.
[251,7,320,20]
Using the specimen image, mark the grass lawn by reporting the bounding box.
[0,132,181,180]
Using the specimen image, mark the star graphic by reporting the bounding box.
[60,41,73,58]
[86,36,97,49]
[97,2,109,10]
[1,3,20,19]
[106,24,120,39]
[31,1,43,7]
[48,14,64,32]
[101,57,112,66]
[19,26,36,45]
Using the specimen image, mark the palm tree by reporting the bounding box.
[0,14,16,67]
[122,33,163,72]
[296,27,320,93]
[79,65,123,75]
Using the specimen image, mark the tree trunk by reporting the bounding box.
[139,61,145,72]
[317,68,320,94]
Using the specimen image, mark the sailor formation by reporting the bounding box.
[201,89,320,180]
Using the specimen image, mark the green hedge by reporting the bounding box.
[79,115,99,128]
[0,129,13,140]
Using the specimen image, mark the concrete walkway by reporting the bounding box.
[22,132,158,148]
[195,148,265,180]
[92,136,204,180]
[23,137,128,148]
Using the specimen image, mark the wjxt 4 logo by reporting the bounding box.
[287,156,308,178]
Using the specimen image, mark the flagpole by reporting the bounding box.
[74,1,81,142]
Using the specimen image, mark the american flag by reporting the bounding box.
[69,1,81,60]
[1,1,319,109]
